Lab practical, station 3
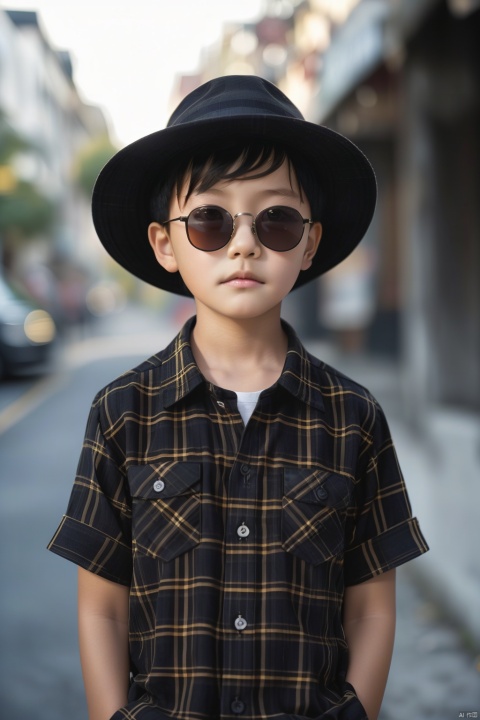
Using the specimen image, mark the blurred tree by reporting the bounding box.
[0,180,55,236]
[0,110,31,162]
[73,135,118,198]
[0,109,55,267]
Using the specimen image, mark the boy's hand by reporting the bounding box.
[78,567,130,720]
[343,568,397,720]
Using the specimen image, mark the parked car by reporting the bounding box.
[0,275,56,378]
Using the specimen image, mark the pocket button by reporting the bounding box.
[315,485,329,501]
[153,479,165,493]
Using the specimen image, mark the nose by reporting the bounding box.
[227,212,261,258]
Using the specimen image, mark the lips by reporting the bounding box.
[222,272,263,285]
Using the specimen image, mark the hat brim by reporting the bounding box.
[92,115,376,296]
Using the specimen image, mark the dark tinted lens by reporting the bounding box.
[256,206,304,251]
[186,206,233,251]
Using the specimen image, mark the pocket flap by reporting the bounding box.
[284,467,351,509]
[128,462,201,499]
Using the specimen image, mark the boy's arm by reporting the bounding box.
[78,567,130,720]
[343,568,396,720]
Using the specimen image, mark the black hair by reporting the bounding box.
[149,138,324,224]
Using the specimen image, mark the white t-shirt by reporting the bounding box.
[235,390,262,425]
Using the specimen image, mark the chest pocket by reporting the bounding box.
[128,462,201,562]
[282,468,351,566]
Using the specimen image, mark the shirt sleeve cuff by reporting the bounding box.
[344,517,429,586]
[47,515,132,586]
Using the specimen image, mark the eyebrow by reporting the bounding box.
[257,187,300,199]
[196,187,301,200]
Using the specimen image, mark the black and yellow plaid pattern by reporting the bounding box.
[49,318,428,720]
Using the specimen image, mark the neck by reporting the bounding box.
[191,306,287,392]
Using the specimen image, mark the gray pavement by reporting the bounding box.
[381,566,480,719]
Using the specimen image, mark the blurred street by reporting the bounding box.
[0,303,478,720]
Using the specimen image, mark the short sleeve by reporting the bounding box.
[343,398,428,586]
[47,394,132,586]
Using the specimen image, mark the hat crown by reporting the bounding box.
[168,75,304,127]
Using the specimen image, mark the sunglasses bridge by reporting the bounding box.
[231,211,258,240]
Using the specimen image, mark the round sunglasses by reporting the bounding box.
[161,205,314,252]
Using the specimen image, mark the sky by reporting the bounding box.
[3,0,265,146]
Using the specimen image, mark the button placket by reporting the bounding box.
[221,456,256,717]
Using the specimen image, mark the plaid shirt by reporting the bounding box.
[49,317,428,720]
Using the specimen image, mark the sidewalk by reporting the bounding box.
[381,566,480,719]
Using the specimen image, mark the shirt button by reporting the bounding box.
[231,698,245,714]
[315,485,328,501]
[240,464,250,475]
[237,523,250,538]
[153,479,165,493]
[234,615,248,631]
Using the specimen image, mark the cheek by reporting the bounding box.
[276,251,307,279]
[175,246,214,282]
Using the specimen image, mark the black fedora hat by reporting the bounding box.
[92,75,376,296]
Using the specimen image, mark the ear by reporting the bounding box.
[301,222,322,271]
[148,222,179,273]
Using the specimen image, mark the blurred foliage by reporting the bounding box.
[0,180,55,237]
[0,109,55,242]
[0,118,31,162]
[73,135,118,198]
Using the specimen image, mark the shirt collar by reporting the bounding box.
[161,316,324,412]
[161,317,205,408]
[277,321,325,412]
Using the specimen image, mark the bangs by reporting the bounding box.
[181,142,296,203]
[150,139,323,223]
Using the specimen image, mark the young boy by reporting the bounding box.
[48,76,428,720]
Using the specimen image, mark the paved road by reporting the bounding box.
[0,307,478,719]
[382,566,480,719]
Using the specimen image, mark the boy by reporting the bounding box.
[48,76,428,720]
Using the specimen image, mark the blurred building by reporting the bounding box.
[0,9,111,325]
[172,0,480,644]
[310,0,480,646]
